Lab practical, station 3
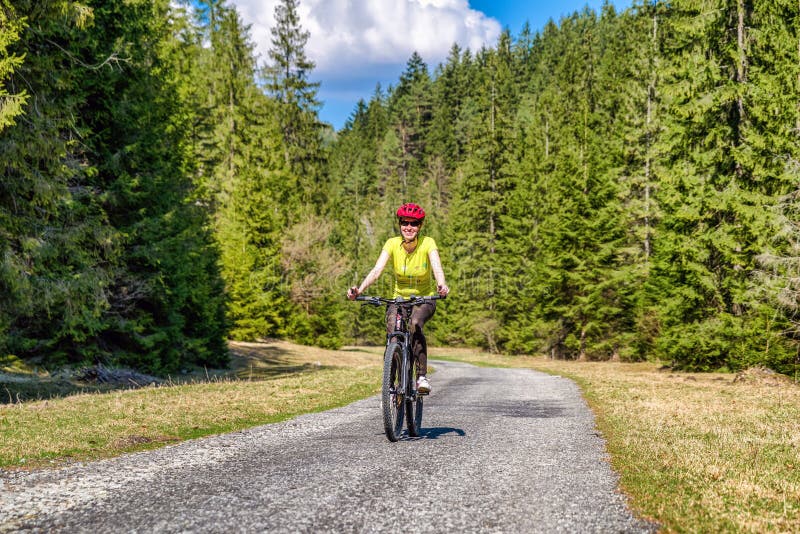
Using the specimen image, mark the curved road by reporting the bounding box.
[1,360,656,533]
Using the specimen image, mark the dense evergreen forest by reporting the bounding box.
[1,0,799,375]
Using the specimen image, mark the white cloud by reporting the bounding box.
[230,0,501,79]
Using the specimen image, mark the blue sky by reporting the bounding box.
[469,0,621,36]
[228,0,628,130]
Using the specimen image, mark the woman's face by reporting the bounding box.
[399,218,421,241]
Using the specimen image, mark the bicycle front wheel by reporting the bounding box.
[381,341,404,442]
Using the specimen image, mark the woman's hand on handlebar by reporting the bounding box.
[347,286,360,300]
[437,284,450,297]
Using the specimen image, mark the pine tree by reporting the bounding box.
[183,1,290,341]
[445,33,518,351]
[263,0,323,206]
[0,0,116,366]
[0,0,27,130]
[744,0,800,372]
[83,0,229,371]
[650,0,796,370]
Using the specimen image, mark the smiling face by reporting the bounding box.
[399,218,422,242]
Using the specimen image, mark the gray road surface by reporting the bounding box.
[1,360,657,533]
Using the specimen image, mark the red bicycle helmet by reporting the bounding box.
[396,203,425,221]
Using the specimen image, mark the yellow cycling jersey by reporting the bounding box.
[382,236,438,298]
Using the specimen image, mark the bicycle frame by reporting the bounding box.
[388,307,414,399]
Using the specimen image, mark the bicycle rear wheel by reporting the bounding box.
[381,341,404,442]
[406,364,423,437]
[406,396,423,437]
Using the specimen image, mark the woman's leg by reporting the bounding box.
[410,302,436,376]
[385,303,398,336]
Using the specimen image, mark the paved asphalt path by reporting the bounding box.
[1,360,657,533]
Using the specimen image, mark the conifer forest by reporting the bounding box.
[2,0,800,375]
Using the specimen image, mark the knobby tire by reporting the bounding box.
[382,341,404,442]
[406,361,423,437]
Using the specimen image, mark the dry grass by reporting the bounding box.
[434,351,800,533]
[0,341,381,469]
[557,361,800,534]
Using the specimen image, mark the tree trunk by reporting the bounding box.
[644,12,658,261]
[578,323,588,361]
[545,116,550,158]
[734,0,748,178]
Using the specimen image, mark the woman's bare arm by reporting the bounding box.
[348,250,390,299]
[428,249,449,296]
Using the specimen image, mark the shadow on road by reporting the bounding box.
[402,427,466,440]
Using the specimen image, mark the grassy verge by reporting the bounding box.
[429,349,800,533]
[0,341,381,469]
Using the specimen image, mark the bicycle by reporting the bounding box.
[355,294,445,442]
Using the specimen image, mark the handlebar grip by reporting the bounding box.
[355,295,383,306]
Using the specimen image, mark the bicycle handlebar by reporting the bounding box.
[354,294,446,307]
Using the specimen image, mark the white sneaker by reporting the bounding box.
[416,375,431,394]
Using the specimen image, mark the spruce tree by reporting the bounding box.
[446,34,517,351]
[379,52,434,204]
[0,0,27,130]
[184,1,290,341]
[755,188,800,374]
[0,0,116,366]
[0,0,27,354]
[263,0,323,208]
[263,0,346,345]
[650,0,796,370]
[329,88,393,343]
[593,1,668,359]
[83,0,228,371]
[744,0,800,372]
[497,20,565,355]
[499,9,635,360]
[429,44,466,172]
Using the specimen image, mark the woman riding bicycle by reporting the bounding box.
[347,203,449,394]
